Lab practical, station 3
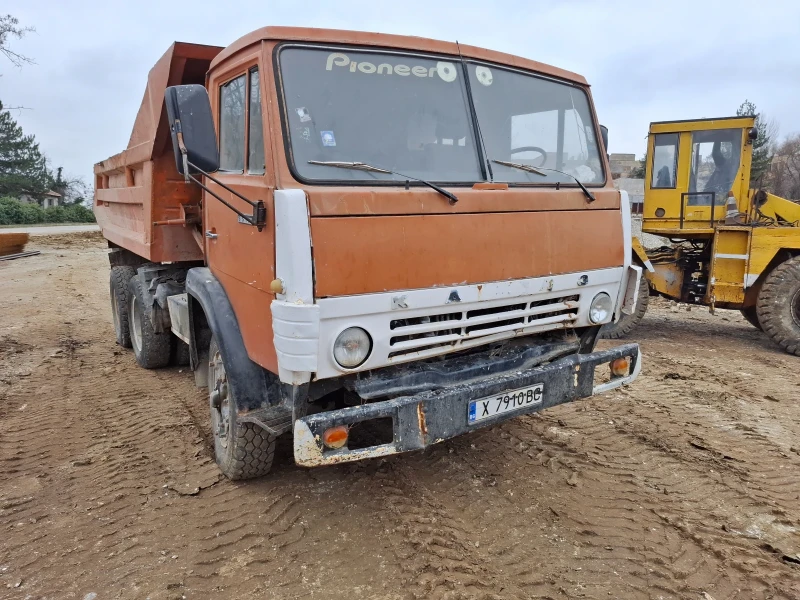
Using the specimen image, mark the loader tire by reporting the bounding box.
[208,336,276,480]
[740,306,762,331]
[600,274,650,339]
[756,256,800,356]
[110,266,137,348]
[128,275,173,369]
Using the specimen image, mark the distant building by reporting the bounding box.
[609,153,639,179]
[614,178,644,214]
[18,190,63,209]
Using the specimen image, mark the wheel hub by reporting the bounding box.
[210,350,231,448]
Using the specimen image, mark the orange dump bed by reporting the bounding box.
[93,42,222,263]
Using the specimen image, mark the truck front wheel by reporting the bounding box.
[600,274,650,339]
[128,275,172,369]
[756,256,800,356]
[208,336,277,480]
[110,266,137,348]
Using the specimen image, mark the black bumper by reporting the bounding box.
[293,343,640,466]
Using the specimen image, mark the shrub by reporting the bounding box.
[0,197,95,224]
[44,205,67,223]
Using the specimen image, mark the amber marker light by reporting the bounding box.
[322,425,349,449]
[610,357,630,378]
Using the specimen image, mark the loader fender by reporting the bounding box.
[632,238,654,273]
[185,267,272,412]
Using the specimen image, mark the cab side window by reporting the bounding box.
[219,75,246,172]
[651,133,679,189]
[248,69,265,174]
[218,69,265,174]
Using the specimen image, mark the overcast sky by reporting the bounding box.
[3,0,799,186]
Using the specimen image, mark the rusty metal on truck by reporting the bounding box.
[94,27,642,480]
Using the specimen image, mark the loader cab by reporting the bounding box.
[642,116,756,238]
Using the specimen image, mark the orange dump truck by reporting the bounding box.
[94,27,642,479]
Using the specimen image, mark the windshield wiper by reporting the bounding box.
[490,160,596,203]
[308,160,459,205]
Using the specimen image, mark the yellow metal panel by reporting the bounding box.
[631,237,653,271]
[747,227,800,281]
[647,262,683,299]
[709,227,750,304]
[649,117,754,134]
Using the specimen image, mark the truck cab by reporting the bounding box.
[95,27,642,479]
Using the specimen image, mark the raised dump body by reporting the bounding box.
[94,42,221,263]
[96,27,642,480]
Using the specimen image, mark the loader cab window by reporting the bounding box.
[219,69,265,174]
[650,133,678,189]
[688,128,741,204]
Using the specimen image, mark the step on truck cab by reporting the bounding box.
[95,27,642,479]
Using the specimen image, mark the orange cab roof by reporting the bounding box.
[210,26,588,86]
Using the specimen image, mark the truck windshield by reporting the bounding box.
[278,47,483,183]
[467,62,604,185]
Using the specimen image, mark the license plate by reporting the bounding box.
[468,383,544,424]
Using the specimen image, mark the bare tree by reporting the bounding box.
[0,14,34,69]
[770,135,800,201]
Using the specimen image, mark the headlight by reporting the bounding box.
[333,327,372,368]
[589,292,613,324]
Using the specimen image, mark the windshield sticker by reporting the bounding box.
[325,52,457,82]
[299,127,312,142]
[436,62,457,82]
[475,66,493,86]
[295,107,311,122]
[321,131,336,147]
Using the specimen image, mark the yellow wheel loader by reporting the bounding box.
[604,116,800,355]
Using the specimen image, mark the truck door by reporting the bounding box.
[205,60,279,372]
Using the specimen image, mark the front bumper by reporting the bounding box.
[294,343,641,466]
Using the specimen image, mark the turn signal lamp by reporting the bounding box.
[610,357,630,378]
[323,425,349,449]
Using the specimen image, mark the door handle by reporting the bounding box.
[205,230,218,239]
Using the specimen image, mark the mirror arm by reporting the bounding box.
[173,117,266,231]
[185,169,267,232]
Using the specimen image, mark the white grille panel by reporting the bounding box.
[388,295,579,357]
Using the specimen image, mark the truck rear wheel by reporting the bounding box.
[600,274,650,339]
[110,266,137,348]
[128,275,173,369]
[756,256,800,356]
[740,306,762,331]
[208,336,276,480]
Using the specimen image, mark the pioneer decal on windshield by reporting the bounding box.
[325,52,457,82]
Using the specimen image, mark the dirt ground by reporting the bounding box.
[1,233,799,600]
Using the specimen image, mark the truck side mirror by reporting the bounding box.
[165,85,219,175]
[600,125,609,152]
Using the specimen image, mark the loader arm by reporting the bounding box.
[755,191,800,225]
[632,237,654,272]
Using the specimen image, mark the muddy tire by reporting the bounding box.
[600,274,650,339]
[127,275,173,369]
[171,339,190,366]
[208,336,276,480]
[756,256,800,356]
[110,266,137,348]
[740,306,762,331]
